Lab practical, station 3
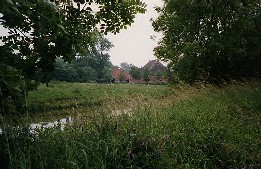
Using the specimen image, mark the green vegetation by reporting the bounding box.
[143,68,151,82]
[0,0,146,114]
[26,82,168,114]
[1,1,261,168]
[153,0,261,83]
[1,82,260,168]
[129,66,142,80]
[50,36,114,83]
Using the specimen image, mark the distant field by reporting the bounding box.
[1,81,261,168]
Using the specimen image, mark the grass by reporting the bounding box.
[26,82,169,113]
[0,81,261,168]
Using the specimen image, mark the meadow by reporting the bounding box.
[0,81,260,168]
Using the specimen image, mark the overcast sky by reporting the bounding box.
[107,0,163,67]
[0,0,164,67]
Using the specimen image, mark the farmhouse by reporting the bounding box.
[112,66,132,83]
[143,59,166,75]
[111,60,166,83]
[143,59,166,82]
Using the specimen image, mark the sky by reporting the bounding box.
[0,15,8,40]
[107,0,163,67]
[0,0,164,67]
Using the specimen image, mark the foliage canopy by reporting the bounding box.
[153,0,261,83]
[129,66,142,80]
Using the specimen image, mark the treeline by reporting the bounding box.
[51,56,113,83]
[120,62,165,82]
[36,37,114,83]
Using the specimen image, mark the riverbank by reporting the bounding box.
[0,81,260,168]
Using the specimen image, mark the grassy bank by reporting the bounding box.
[0,81,260,168]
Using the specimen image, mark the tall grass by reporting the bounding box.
[0,81,260,168]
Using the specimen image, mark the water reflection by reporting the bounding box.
[111,108,133,116]
[0,108,133,135]
[29,117,73,134]
[0,117,73,135]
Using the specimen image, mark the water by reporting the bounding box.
[29,117,73,134]
[0,117,73,136]
[111,108,133,116]
[0,108,133,135]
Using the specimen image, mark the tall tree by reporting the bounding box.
[120,62,132,72]
[0,0,146,114]
[153,0,261,83]
[89,36,114,79]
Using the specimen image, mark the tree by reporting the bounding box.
[164,63,178,84]
[89,36,114,80]
[129,66,142,80]
[119,70,126,82]
[153,0,261,84]
[143,68,150,82]
[103,66,113,83]
[156,70,163,81]
[75,66,97,82]
[51,57,67,81]
[120,62,132,72]
[66,67,79,82]
[0,0,146,114]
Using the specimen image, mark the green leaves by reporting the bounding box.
[0,63,22,93]
[50,35,114,83]
[153,0,261,83]
[0,0,20,14]
[96,0,146,34]
[129,66,142,80]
